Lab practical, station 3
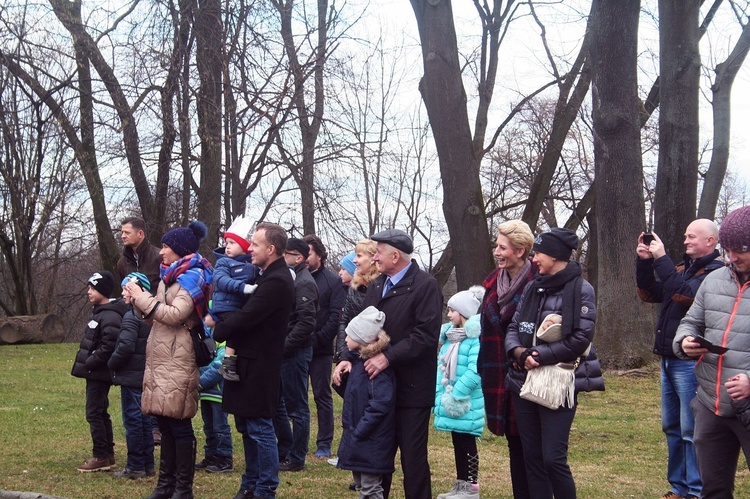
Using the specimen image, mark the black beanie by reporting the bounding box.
[533,228,578,261]
[88,271,116,298]
[161,221,208,257]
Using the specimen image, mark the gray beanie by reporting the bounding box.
[346,306,386,345]
[447,285,484,319]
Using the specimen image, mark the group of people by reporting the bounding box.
[638,205,750,499]
[69,204,750,499]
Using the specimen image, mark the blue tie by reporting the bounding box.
[383,277,394,297]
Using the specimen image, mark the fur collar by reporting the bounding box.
[439,314,481,344]
[358,331,391,359]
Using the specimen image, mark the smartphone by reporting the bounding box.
[642,233,655,245]
[693,335,729,354]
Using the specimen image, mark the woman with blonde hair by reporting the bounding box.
[477,219,536,498]
[335,239,380,361]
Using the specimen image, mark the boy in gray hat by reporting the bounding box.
[334,306,397,499]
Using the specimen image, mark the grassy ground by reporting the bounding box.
[0,344,748,498]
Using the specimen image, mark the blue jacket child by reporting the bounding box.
[336,306,397,494]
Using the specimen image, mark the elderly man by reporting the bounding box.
[674,205,750,499]
[211,222,295,499]
[336,229,442,499]
[636,219,722,499]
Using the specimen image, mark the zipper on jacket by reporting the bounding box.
[713,274,749,415]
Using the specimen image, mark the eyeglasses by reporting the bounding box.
[285,251,302,257]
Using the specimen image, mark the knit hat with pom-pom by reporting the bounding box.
[447,285,484,319]
[162,221,208,257]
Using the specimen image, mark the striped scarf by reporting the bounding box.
[160,253,214,322]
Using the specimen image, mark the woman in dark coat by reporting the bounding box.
[505,228,602,499]
[478,220,536,499]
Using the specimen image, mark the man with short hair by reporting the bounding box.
[211,222,295,499]
[117,217,161,293]
[674,205,750,499]
[335,229,442,499]
[274,237,318,472]
[636,219,723,499]
[303,234,345,458]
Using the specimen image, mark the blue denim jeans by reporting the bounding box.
[661,357,701,497]
[120,386,154,471]
[274,346,312,463]
[236,415,279,497]
[200,399,232,460]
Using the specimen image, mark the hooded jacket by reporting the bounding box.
[433,315,485,437]
[336,331,397,475]
[674,265,750,417]
[71,299,126,381]
[210,247,258,315]
[637,250,723,356]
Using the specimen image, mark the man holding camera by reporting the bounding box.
[636,219,722,499]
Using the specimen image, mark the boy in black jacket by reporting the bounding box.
[71,271,125,472]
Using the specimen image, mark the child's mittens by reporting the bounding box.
[441,390,471,418]
[243,284,258,295]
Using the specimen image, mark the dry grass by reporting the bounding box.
[0,344,748,498]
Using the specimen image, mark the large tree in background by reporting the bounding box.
[653,0,701,259]
[409,0,494,288]
[590,0,654,368]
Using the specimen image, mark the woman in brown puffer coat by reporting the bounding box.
[127,221,213,499]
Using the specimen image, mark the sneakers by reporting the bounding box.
[327,457,339,466]
[438,480,479,499]
[195,455,217,471]
[77,456,113,472]
[278,458,305,472]
[661,493,684,499]
[313,447,331,458]
[112,467,147,479]
[206,458,234,473]
[220,355,240,382]
[233,489,254,499]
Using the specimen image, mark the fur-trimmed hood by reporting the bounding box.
[439,314,481,344]
[358,331,391,359]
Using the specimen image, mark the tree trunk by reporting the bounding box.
[195,0,223,251]
[590,0,654,369]
[653,0,701,260]
[0,315,65,345]
[410,0,493,289]
[698,22,750,220]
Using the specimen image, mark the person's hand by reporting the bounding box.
[726,374,750,400]
[524,351,540,370]
[204,315,216,328]
[333,361,351,385]
[364,352,389,379]
[681,336,709,358]
[647,232,666,259]
[636,232,652,260]
[124,282,145,298]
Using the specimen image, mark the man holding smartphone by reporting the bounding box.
[636,219,723,499]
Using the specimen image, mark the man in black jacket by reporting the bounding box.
[117,217,161,294]
[636,219,722,499]
[304,234,345,458]
[274,237,318,472]
[335,229,442,499]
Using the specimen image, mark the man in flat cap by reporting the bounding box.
[335,228,442,498]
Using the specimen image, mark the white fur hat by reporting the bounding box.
[346,306,386,345]
[447,285,484,319]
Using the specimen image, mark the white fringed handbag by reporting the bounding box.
[519,314,587,410]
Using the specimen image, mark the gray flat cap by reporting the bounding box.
[371,229,414,254]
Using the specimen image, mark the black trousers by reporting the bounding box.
[85,378,114,458]
[383,406,432,499]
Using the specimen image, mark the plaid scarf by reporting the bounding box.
[478,261,536,436]
[160,253,214,323]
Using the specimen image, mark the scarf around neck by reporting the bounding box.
[440,327,468,383]
[160,253,214,322]
[496,259,533,315]
[517,261,583,339]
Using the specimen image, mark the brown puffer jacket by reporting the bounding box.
[133,281,200,419]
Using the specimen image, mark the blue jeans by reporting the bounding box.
[236,416,279,497]
[120,386,154,471]
[200,400,232,460]
[274,346,312,463]
[661,357,701,497]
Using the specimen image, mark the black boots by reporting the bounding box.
[146,433,176,499]
[171,438,196,499]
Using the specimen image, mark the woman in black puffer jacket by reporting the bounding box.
[335,239,380,362]
[505,228,603,499]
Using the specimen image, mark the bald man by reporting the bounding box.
[636,219,723,499]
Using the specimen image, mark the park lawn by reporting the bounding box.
[0,343,748,498]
